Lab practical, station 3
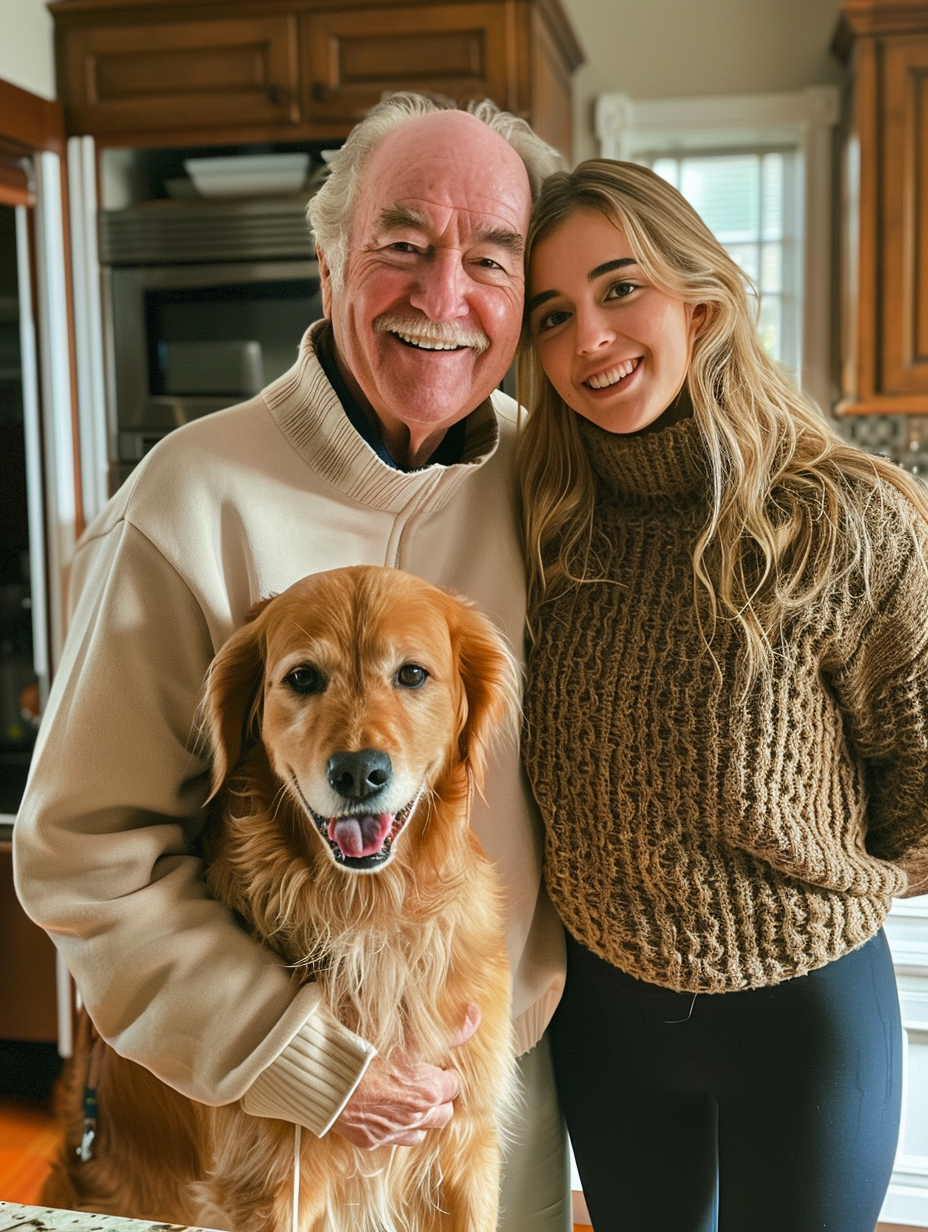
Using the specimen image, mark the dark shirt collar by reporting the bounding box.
[314,319,467,471]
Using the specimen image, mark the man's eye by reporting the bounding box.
[284,666,326,695]
[388,241,419,254]
[395,664,429,689]
[476,256,505,271]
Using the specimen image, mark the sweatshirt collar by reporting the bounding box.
[312,320,467,470]
[262,322,500,513]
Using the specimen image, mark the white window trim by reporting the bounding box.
[594,88,841,414]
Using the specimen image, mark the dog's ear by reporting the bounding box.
[447,596,520,797]
[200,597,274,799]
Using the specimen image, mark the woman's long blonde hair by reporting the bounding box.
[517,159,928,680]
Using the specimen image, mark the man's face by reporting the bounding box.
[321,111,532,464]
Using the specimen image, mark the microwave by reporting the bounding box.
[100,197,324,483]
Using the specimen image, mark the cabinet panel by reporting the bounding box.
[0,845,58,1042]
[530,7,572,163]
[302,5,513,128]
[59,15,301,135]
[881,37,928,394]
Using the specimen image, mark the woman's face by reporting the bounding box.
[528,208,700,435]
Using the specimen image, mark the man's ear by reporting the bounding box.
[316,245,333,319]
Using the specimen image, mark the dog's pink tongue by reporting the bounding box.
[329,813,393,858]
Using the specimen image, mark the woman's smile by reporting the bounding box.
[583,355,641,391]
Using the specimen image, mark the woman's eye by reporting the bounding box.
[285,666,326,695]
[396,664,429,689]
[606,281,637,300]
[535,308,571,333]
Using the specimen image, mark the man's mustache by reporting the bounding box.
[373,313,491,354]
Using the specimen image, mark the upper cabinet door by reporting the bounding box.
[835,1,928,413]
[301,3,512,128]
[880,35,928,397]
[57,14,302,137]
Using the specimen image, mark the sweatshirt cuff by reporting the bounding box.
[240,1001,377,1137]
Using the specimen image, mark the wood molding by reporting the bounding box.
[0,159,34,207]
[0,79,66,156]
[841,0,928,30]
[834,0,928,61]
[531,0,584,72]
[837,395,928,413]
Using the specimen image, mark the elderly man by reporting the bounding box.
[14,94,569,1228]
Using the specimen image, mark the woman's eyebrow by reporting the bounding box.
[589,257,638,280]
[527,288,559,314]
[527,257,639,315]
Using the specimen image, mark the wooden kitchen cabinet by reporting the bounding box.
[301,3,512,128]
[49,0,584,159]
[55,12,303,137]
[833,0,928,414]
[0,840,58,1042]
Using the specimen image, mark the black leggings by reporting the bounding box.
[552,930,902,1232]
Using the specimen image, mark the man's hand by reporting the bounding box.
[332,1005,480,1149]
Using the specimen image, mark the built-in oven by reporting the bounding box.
[99,195,324,488]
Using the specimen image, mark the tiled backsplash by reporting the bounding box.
[836,414,928,479]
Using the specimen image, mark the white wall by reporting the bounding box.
[0,0,55,99]
[564,0,845,161]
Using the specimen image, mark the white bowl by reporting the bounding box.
[184,153,310,198]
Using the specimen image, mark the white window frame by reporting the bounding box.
[594,87,840,414]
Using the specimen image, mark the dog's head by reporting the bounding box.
[201,566,518,873]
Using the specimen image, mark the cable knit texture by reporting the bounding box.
[523,413,928,993]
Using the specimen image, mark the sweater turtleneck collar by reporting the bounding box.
[576,398,711,506]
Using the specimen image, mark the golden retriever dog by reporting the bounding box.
[43,565,520,1232]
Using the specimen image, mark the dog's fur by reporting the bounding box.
[43,566,520,1232]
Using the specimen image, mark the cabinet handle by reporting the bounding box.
[267,86,282,105]
[311,82,332,103]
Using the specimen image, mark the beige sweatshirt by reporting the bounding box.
[523,413,928,994]
[14,323,564,1134]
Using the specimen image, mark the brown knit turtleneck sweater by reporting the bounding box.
[523,413,928,993]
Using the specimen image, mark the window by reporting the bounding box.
[595,88,840,411]
[648,150,799,372]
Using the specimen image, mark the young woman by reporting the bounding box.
[517,160,928,1232]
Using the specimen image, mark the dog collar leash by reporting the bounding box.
[77,1031,103,1163]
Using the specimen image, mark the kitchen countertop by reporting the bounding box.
[0,1203,221,1231]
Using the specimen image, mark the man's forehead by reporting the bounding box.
[373,197,527,245]
[356,115,532,234]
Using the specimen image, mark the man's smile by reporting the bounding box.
[392,329,469,352]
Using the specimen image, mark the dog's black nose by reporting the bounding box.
[326,749,392,801]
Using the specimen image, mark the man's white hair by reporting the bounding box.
[307,92,564,290]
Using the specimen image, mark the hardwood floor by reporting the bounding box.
[0,1093,55,1204]
[0,1085,913,1232]
[0,1038,61,1207]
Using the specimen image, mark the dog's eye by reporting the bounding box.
[396,664,429,690]
[284,666,326,695]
